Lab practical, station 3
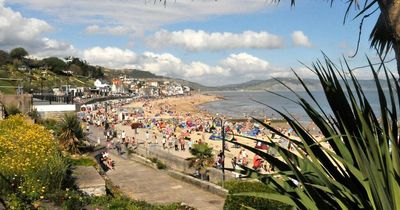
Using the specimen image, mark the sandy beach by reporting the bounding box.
[109,93,311,171]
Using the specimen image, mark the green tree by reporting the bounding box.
[67,57,104,78]
[42,57,67,74]
[9,47,28,60]
[0,50,10,66]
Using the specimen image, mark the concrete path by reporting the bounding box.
[87,124,225,210]
[107,153,224,210]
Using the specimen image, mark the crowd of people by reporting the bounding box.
[82,95,308,176]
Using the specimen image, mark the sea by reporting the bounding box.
[199,90,385,123]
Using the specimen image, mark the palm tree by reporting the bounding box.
[58,113,85,154]
[229,56,400,210]
[188,143,215,180]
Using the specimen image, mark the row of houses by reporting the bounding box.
[107,76,191,97]
[50,77,191,98]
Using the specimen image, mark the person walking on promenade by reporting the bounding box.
[188,139,193,151]
[162,134,167,149]
[153,131,158,145]
[145,130,150,144]
[121,130,126,143]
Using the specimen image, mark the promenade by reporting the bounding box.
[88,124,225,210]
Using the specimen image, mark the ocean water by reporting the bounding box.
[199,90,385,122]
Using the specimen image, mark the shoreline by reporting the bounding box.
[123,93,295,130]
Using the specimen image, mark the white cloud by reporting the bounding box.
[292,31,312,48]
[147,29,284,51]
[32,38,76,58]
[7,0,273,36]
[0,2,50,46]
[220,53,270,74]
[84,25,131,36]
[84,25,100,33]
[0,1,76,57]
[83,47,137,68]
[82,46,291,85]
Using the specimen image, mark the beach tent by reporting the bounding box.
[131,122,143,129]
[209,133,222,140]
[255,141,268,150]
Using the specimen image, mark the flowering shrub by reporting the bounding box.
[0,115,67,206]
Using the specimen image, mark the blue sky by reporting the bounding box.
[0,0,390,85]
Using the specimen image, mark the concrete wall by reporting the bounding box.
[135,144,235,185]
[0,93,32,113]
[33,104,77,112]
[33,104,78,120]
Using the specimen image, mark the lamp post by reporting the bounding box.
[213,116,226,187]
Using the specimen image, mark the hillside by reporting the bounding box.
[211,78,390,91]
[0,64,95,94]
[103,69,162,80]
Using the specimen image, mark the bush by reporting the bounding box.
[149,157,167,170]
[223,180,291,210]
[0,115,68,206]
[88,194,181,210]
[4,104,21,117]
[40,118,60,134]
[156,160,167,170]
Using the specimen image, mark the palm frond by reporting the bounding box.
[228,56,400,210]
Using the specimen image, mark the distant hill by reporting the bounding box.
[209,78,391,91]
[211,78,320,91]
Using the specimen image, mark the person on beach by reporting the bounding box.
[231,157,237,170]
[121,130,126,143]
[173,134,179,151]
[252,154,263,171]
[180,136,185,151]
[124,136,129,149]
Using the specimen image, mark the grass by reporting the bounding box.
[68,156,96,166]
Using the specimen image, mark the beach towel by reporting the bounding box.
[209,134,222,140]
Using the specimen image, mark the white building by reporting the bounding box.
[94,79,110,89]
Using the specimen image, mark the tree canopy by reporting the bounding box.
[9,47,28,60]
[0,50,10,66]
[42,57,67,74]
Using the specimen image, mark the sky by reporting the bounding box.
[0,0,393,86]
